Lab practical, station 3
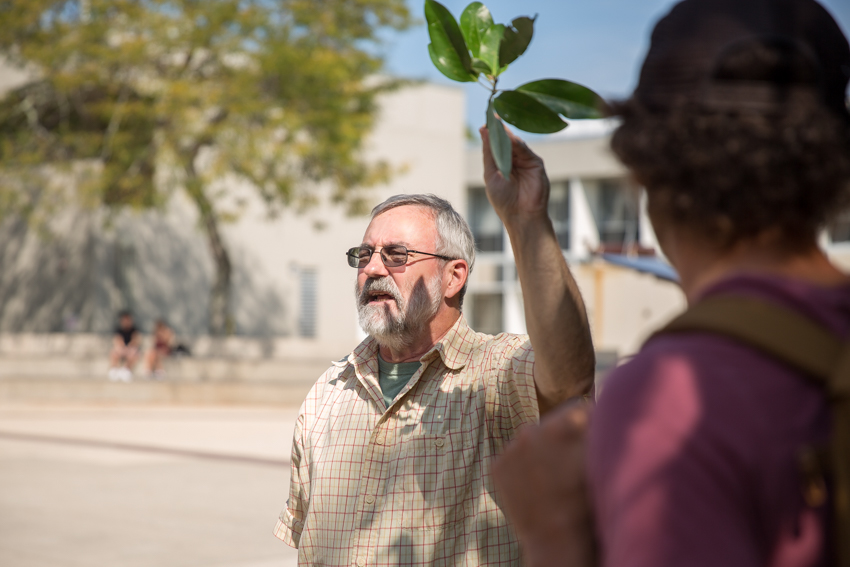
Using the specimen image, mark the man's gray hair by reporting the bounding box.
[371,194,476,307]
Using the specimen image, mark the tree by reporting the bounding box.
[0,0,411,334]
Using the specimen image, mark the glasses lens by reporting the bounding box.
[346,247,362,268]
[381,245,409,267]
[357,247,379,268]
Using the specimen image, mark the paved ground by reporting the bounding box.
[0,405,302,567]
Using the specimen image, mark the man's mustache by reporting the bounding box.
[359,277,403,307]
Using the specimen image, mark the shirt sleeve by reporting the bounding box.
[588,345,763,567]
[274,409,307,548]
[486,334,539,440]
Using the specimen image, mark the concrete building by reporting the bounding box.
[464,122,684,364]
[4,80,850,401]
[0,82,472,396]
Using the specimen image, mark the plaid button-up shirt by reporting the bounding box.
[274,315,538,566]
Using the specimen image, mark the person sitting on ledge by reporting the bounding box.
[108,310,141,382]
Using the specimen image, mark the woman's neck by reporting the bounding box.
[665,234,849,304]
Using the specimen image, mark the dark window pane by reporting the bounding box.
[469,187,504,252]
[469,293,503,335]
[589,178,641,248]
[549,182,570,250]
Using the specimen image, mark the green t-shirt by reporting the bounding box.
[377,355,421,408]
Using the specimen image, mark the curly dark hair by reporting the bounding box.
[610,99,850,249]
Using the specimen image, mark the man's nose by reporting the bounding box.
[362,250,388,277]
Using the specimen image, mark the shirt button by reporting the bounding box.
[356,558,366,567]
[375,435,385,445]
[434,438,444,447]
[365,495,375,504]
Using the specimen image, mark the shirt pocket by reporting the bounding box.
[399,430,475,529]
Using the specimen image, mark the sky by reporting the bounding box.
[378,0,850,134]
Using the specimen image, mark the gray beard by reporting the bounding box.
[355,273,443,351]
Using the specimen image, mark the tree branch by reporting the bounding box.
[100,83,131,161]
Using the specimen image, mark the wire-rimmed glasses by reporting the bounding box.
[346,245,455,268]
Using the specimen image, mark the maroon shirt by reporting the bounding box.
[588,274,850,567]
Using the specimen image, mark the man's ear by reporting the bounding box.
[443,259,469,300]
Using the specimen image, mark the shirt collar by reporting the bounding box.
[426,315,471,370]
[341,315,473,372]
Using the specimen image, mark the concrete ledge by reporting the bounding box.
[0,379,315,405]
[0,333,342,359]
[0,356,333,383]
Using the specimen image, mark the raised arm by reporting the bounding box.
[480,126,595,414]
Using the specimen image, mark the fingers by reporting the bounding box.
[479,126,497,178]
[481,122,526,153]
[508,132,544,168]
[479,125,488,143]
[544,399,591,431]
[480,124,543,178]
[537,399,591,447]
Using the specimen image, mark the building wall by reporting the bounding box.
[464,124,850,363]
[464,126,686,362]
[219,82,468,355]
[5,77,850,374]
[0,82,467,364]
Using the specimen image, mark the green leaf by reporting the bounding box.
[428,39,476,82]
[471,58,492,75]
[499,16,535,67]
[493,89,567,134]
[516,79,608,118]
[460,2,493,58]
[479,24,505,78]
[425,0,476,82]
[487,101,512,178]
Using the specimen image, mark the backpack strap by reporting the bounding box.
[651,295,841,382]
[651,295,850,567]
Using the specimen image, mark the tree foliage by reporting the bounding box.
[0,0,411,334]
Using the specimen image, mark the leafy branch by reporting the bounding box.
[425,0,608,178]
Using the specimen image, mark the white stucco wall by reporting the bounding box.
[219,83,467,356]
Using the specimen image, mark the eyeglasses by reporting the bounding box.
[346,245,455,268]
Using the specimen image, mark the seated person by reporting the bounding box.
[144,319,174,378]
[108,310,140,382]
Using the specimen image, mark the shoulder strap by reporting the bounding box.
[651,295,850,567]
[650,295,842,384]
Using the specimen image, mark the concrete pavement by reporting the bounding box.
[0,405,302,567]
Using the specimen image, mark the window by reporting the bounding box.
[585,178,641,249]
[470,184,571,252]
[468,292,503,335]
[549,181,571,250]
[469,187,503,252]
[298,268,317,338]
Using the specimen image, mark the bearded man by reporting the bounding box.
[274,144,596,565]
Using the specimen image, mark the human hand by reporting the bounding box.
[492,399,597,567]
[479,124,551,224]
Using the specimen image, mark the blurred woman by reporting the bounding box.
[145,319,174,379]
